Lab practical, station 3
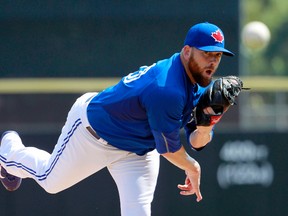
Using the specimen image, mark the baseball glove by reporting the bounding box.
[194,76,245,126]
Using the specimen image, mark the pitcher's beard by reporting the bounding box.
[188,57,213,87]
[192,72,212,87]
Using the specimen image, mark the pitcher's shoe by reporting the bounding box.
[0,166,22,191]
[0,131,22,191]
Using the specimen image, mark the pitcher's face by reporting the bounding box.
[187,47,222,87]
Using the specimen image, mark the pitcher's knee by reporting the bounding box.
[45,188,61,194]
[40,181,65,194]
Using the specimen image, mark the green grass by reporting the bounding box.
[0,78,120,94]
[0,76,286,94]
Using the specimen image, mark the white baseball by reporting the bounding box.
[241,21,271,50]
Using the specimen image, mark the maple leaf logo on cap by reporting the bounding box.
[211,30,224,43]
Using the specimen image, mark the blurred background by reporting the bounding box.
[0,0,287,215]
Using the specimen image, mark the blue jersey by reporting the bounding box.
[87,53,206,155]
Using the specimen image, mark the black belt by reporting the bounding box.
[86,126,101,140]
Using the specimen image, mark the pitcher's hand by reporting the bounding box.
[178,170,202,202]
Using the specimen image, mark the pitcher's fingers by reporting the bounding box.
[177,184,190,190]
[195,190,203,202]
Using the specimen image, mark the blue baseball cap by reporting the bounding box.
[184,22,234,56]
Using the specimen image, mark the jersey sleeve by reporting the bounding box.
[151,128,181,154]
[142,87,184,154]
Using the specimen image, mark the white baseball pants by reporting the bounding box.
[0,93,160,216]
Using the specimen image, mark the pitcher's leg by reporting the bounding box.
[0,93,108,193]
[0,131,51,179]
[108,149,160,216]
[37,122,109,193]
[0,123,111,194]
